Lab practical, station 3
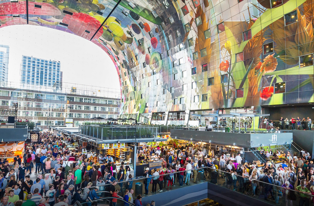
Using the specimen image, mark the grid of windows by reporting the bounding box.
[20,56,61,88]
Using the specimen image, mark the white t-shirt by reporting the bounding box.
[41,149,47,154]
[36,148,41,154]
[235,155,242,164]
[54,202,68,206]
[186,163,192,173]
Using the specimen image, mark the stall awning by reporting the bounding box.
[0,128,28,142]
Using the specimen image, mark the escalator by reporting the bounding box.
[249,148,267,164]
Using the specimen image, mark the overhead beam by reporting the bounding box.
[26,0,29,24]
[90,0,121,41]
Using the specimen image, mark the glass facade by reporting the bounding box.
[0,45,9,83]
[20,56,61,88]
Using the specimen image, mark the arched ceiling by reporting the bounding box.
[0,0,310,118]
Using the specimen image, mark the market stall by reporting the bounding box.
[0,142,25,164]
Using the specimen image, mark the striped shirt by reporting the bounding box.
[31,194,42,205]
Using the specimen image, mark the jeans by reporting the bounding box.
[252,183,257,195]
[232,180,237,190]
[112,203,117,206]
[27,166,32,173]
[145,183,149,195]
[36,163,41,173]
[292,124,295,130]
[75,183,80,192]
[158,180,163,191]
[308,124,311,130]
[185,173,191,184]
[179,175,184,186]
[41,163,45,174]
[152,179,158,193]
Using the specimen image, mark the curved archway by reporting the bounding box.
[0,0,311,123]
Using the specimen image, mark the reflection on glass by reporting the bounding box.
[185,23,191,32]
[202,94,208,101]
[192,67,197,75]
[300,54,313,67]
[221,74,228,83]
[201,48,207,57]
[271,0,283,8]
[263,42,274,55]
[204,29,211,39]
[236,52,244,62]
[275,82,285,93]
[243,30,252,41]
[188,38,194,47]
[236,88,244,98]
[196,16,202,26]
[217,22,225,33]
[285,10,298,26]
[202,64,208,72]
[193,52,199,60]
[208,77,214,86]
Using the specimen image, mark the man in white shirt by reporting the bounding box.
[41,147,47,155]
[36,147,41,154]
[185,161,192,185]
[235,153,242,164]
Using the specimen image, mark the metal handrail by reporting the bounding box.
[74,196,136,206]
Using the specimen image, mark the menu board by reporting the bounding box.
[120,143,125,148]
[112,143,118,149]
[104,144,110,149]
[31,134,38,143]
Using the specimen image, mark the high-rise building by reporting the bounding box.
[20,56,61,88]
[0,45,9,84]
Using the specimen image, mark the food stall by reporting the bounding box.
[0,142,25,164]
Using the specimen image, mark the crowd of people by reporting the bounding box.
[0,132,153,206]
[263,117,313,130]
[1,130,314,206]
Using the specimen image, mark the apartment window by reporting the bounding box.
[145,103,148,108]
[169,16,174,24]
[193,52,198,60]
[134,86,137,91]
[182,70,187,78]
[185,23,191,32]
[300,54,314,67]
[188,38,194,47]
[202,94,208,102]
[163,88,166,94]
[221,74,228,83]
[182,84,187,91]
[236,52,244,62]
[142,74,145,79]
[271,0,283,8]
[285,10,297,26]
[170,87,174,93]
[202,64,208,72]
[194,95,199,103]
[191,82,196,89]
[174,98,178,105]
[141,94,143,99]
[174,73,179,80]
[176,30,181,37]
[217,22,225,33]
[181,5,189,15]
[148,82,151,87]
[243,30,252,41]
[180,97,185,104]
[236,88,244,98]
[156,79,160,85]
[196,16,202,26]
[208,77,214,86]
[263,42,274,54]
[275,82,286,93]
[201,48,207,57]
[204,29,211,39]
[192,67,197,75]
[156,101,158,107]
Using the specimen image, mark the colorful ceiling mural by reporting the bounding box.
[1,0,314,116]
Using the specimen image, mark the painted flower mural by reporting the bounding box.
[260,87,274,100]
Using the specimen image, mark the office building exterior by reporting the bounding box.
[0,45,9,84]
[20,56,62,89]
[0,86,120,127]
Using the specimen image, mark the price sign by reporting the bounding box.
[120,143,125,148]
